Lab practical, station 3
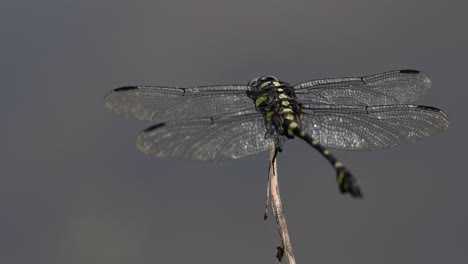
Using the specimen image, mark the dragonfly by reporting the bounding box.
[104,70,449,198]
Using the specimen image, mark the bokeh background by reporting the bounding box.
[2,1,467,263]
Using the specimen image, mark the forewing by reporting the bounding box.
[104,85,256,121]
[300,104,449,150]
[294,70,431,106]
[137,113,272,160]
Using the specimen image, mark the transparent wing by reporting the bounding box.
[136,113,273,160]
[294,70,431,106]
[104,85,256,121]
[300,104,449,150]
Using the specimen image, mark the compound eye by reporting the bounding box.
[269,76,279,82]
[248,76,280,87]
[247,77,260,87]
[263,76,279,83]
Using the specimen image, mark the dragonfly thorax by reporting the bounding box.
[246,78,303,141]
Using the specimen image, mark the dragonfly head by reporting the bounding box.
[248,76,280,89]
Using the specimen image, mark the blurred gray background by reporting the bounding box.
[1,1,467,263]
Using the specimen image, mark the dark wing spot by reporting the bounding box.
[399,69,420,74]
[143,123,166,132]
[416,105,443,112]
[114,86,138,92]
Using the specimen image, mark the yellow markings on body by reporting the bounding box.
[284,114,294,120]
[337,171,345,184]
[281,108,293,114]
[343,183,350,191]
[266,111,274,120]
[273,81,281,87]
[279,94,288,99]
[277,88,284,92]
[334,161,344,168]
[255,96,267,107]
[311,140,318,145]
[287,122,298,135]
[260,82,270,88]
[299,131,306,138]
[323,149,330,155]
[281,100,290,107]
[338,172,350,193]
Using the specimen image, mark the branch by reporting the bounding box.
[269,144,296,264]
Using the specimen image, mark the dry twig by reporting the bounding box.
[268,144,296,264]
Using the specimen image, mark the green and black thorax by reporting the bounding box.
[247,76,303,141]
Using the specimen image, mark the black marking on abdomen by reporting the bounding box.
[282,119,300,138]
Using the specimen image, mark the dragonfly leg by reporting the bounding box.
[284,120,363,198]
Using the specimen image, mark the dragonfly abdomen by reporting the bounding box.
[283,119,363,198]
